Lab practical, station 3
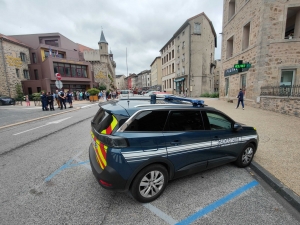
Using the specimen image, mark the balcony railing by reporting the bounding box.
[260,85,300,97]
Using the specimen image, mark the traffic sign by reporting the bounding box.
[55,73,62,80]
[55,80,63,89]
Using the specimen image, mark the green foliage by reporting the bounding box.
[98,83,107,91]
[15,83,24,101]
[87,88,100,96]
[200,92,219,98]
[32,93,41,101]
[108,74,116,91]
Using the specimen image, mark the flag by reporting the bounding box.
[56,50,59,57]
[49,47,52,57]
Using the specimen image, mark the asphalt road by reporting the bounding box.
[0,105,299,224]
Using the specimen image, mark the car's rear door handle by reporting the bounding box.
[171,141,181,146]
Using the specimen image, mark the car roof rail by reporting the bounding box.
[164,95,205,107]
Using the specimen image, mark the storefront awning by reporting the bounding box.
[174,78,185,82]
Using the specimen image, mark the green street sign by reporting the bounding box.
[234,63,251,69]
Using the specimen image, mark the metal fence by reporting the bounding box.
[260,85,300,97]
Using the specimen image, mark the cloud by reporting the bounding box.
[0,0,223,75]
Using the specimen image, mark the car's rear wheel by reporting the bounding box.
[130,164,168,203]
[235,143,255,168]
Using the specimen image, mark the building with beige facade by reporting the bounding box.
[160,12,217,97]
[150,56,162,91]
[115,75,126,90]
[84,31,116,90]
[0,34,31,97]
[220,0,300,115]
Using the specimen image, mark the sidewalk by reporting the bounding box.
[201,98,300,211]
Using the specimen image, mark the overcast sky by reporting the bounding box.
[0,0,223,76]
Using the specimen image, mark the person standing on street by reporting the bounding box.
[55,90,61,109]
[47,92,54,111]
[58,89,66,110]
[66,91,73,108]
[41,91,48,111]
[236,89,245,110]
[25,95,30,106]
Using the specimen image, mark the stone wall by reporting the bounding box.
[254,96,300,117]
[0,40,30,97]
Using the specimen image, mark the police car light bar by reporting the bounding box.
[164,95,205,107]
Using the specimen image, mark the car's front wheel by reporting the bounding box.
[235,143,255,168]
[130,164,168,203]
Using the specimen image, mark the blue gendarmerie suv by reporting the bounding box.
[89,96,259,203]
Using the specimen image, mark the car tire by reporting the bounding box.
[130,164,168,203]
[235,143,255,168]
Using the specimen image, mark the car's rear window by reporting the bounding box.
[92,108,113,133]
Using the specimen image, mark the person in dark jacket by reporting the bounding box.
[236,89,245,110]
[47,92,54,111]
[40,91,48,111]
[66,91,73,108]
[58,90,66,110]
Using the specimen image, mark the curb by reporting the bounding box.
[0,107,80,130]
[250,160,300,213]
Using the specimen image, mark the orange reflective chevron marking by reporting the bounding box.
[90,115,118,169]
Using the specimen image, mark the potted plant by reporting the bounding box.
[87,88,100,102]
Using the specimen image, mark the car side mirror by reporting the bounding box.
[233,123,242,131]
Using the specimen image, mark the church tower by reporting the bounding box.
[98,30,108,57]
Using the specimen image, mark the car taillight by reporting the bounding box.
[99,179,112,187]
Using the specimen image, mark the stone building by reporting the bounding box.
[150,56,162,91]
[138,70,151,90]
[160,12,217,97]
[214,59,221,92]
[0,34,31,97]
[220,0,300,115]
[9,33,93,94]
[83,31,116,90]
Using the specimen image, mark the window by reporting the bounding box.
[53,62,87,78]
[182,66,185,75]
[23,70,29,79]
[182,53,185,62]
[16,69,19,78]
[226,36,234,59]
[169,52,171,61]
[167,111,204,131]
[172,49,174,58]
[242,22,250,50]
[45,39,59,47]
[172,63,174,73]
[281,70,294,86]
[194,23,201,34]
[225,78,229,96]
[34,69,39,80]
[240,74,247,90]
[228,0,236,21]
[32,53,37,63]
[28,87,32,95]
[20,52,26,62]
[125,110,169,132]
[37,87,41,93]
[182,31,185,36]
[206,112,232,130]
[182,41,185,49]
[285,7,300,39]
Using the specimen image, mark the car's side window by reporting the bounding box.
[125,110,169,132]
[206,112,232,130]
[167,110,204,131]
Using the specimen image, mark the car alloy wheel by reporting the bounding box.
[235,143,255,168]
[131,164,168,203]
[139,170,164,198]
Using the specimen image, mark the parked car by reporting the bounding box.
[0,95,16,106]
[144,91,173,97]
[89,95,258,203]
[119,90,134,98]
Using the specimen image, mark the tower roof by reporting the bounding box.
[98,30,108,44]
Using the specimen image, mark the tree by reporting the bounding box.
[15,83,24,101]
[99,83,107,91]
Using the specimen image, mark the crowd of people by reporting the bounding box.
[38,89,119,111]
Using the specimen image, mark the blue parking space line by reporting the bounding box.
[176,180,259,225]
[44,159,89,182]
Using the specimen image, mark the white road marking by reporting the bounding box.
[13,117,72,135]
[81,103,98,109]
[143,203,178,225]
